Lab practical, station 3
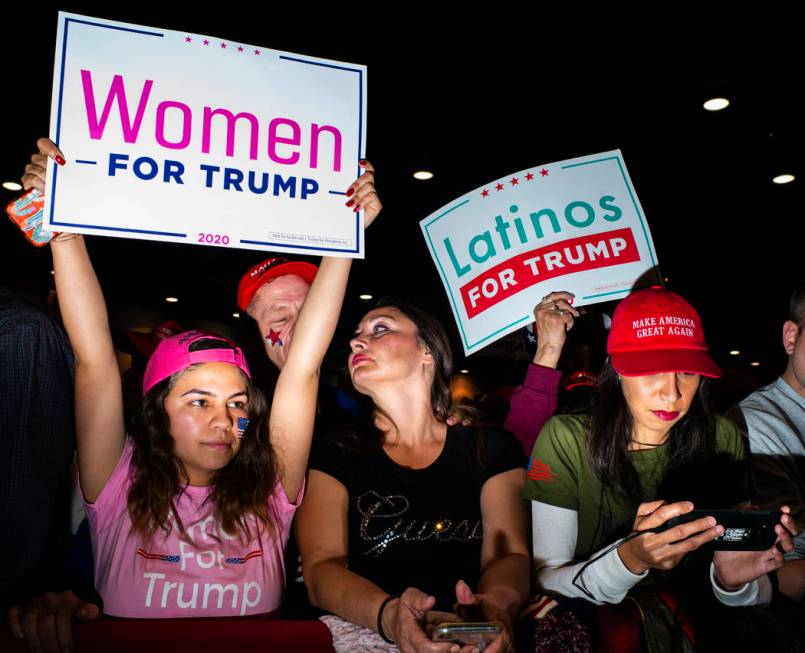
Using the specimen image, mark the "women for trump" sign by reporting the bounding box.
[46,12,367,256]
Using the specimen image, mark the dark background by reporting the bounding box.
[2,4,801,400]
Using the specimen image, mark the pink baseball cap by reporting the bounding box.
[142,330,251,395]
[607,286,721,378]
[237,257,317,312]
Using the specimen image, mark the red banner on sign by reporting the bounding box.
[460,227,639,318]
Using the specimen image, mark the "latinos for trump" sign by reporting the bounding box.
[420,150,659,355]
[46,12,367,257]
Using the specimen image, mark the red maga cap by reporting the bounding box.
[237,257,317,312]
[607,286,721,378]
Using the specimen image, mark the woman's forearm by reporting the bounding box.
[532,502,646,604]
[51,236,117,370]
[305,558,393,633]
[477,553,531,620]
[284,256,351,374]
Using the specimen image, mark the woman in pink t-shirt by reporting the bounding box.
[18,139,381,621]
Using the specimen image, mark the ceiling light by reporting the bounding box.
[460,369,469,374]
[2,181,23,191]
[750,362,760,367]
[359,294,373,301]
[773,174,795,185]
[703,97,729,111]
[729,350,740,356]
[413,170,434,181]
[165,297,179,303]
[232,312,240,318]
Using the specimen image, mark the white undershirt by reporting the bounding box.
[531,502,772,607]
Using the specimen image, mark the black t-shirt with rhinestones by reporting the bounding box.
[309,425,526,611]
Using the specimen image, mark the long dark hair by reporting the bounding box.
[337,298,477,451]
[587,360,717,503]
[127,340,277,542]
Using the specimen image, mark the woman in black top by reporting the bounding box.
[297,299,528,653]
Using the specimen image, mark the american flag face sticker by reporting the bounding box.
[266,329,283,347]
[528,457,557,483]
[237,417,250,438]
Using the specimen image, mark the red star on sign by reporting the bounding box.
[481,189,489,198]
[254,49,261,55]
[495,183,504,191]
[238,46,244,52]
[203,39,210,46]
[266,329,283,347]
[540,168,549,177]
[525,172,535,181]
[185,36,192,43]
[220,42,227,48]
[510,177,519,186]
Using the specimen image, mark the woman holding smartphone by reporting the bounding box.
[524,287,796,646]
[297,299,530,653]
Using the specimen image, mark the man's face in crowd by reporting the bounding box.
[783,318,805,397]
[247,274,311,369]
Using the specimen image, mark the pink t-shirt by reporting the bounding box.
[84,440,302,618]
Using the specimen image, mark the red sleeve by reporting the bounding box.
[504,364,561,456]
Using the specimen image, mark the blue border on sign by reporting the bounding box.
[243,55,364,254]
[47,18,184,236]
[49,17,365,252]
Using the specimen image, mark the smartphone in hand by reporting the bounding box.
[6,188,55,246]
[432,622,501,650]
[654,509,782,550]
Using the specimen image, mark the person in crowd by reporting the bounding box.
[232,163,381,620]
[0,287,75,611]
[297,298,530,653]
[729,278,805,602]
[7,139,378,650]
[504,291,580,455]
[237,159,380,373]
[524,286,796,647]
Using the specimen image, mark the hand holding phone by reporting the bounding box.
[432,622,501,650]
[712,506,795,590]
[6,188,55,246]
[653,509,782,551]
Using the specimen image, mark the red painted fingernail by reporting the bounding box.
[345,199,355,207]
[55,155,66,166]
[359,159,367,165]
[353,205,360,212]
[346,187,354,197]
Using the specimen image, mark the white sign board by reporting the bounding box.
[46,12,367,257]
[420,150,659,355]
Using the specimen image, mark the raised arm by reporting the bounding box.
[269,162,381,501]
[23,139,125,502]
[504,292,577,454]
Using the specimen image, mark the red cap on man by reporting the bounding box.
[237,257,318,312]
